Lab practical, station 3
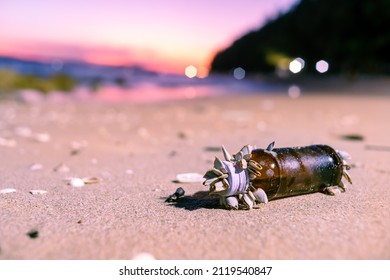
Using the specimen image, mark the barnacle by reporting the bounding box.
[203,142,352,210]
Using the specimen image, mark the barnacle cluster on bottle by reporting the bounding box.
[203,142,352,210]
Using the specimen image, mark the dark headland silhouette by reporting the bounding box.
[211,0,390,76]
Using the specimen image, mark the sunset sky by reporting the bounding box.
[0,0,298,74]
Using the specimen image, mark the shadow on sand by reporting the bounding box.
[163,191,221,211]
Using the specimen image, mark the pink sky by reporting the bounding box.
[0,0,298,74]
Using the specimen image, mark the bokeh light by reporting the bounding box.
[185,65,197,78]
[233,67,245,80]
[289,57,305,73]
[315,60,329,73]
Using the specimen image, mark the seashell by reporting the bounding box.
[0,188,17,194]
[30,163,43,171]
[220,196,239,210]
[0,137,16,147]
[32,133,51,143]
[175,173,204,183]
[29,190,47,195]
[82,177,101,184]
[69,178,85,187]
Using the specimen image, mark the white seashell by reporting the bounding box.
[30,163,43,171]
[0,188,17,194]
[132,252,155,260]
[175,173,204,183]
[29,190,47,195]
[32,133,50,142]
[0,137,16,147]
[69,178,85,187]
[82,177,100,184]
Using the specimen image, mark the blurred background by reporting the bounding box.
[1,0,389,101]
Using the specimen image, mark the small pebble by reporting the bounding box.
[340,134,364,141]
[69,178,85,187]
[27,229,39,239]
[29,190,47,195]
[174,187,185,197]
[0,188,17,194]
[165,187,186,202]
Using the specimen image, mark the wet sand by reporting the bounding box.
[0,89,389,259]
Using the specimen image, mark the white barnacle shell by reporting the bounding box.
[253,188,268,203]
[213,157,227,174]
[241,193,254,209]
[221,145,233,161]
[240,145,254,158]
[221,196,239,210]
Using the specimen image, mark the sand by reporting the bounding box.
[0,87,389,260]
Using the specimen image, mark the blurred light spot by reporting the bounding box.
[288,85,301,98]
[266,51,292,70]
[233,67,245,80]
[51,59,63,71]
[289,58,305,73]
[196,66,209,79]
[185,65,197,78]
[316,60,329,73]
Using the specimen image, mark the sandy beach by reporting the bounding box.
[0,86,389,260]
